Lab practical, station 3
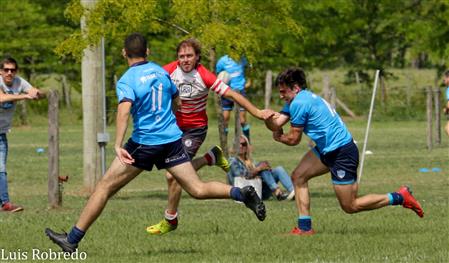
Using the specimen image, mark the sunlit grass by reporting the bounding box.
[0,118,447,262]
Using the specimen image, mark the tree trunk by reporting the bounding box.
[60,75,71,110]
[264,70,272,109]
[81,0,105,193]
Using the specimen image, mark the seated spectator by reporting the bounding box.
[227,135,294,201]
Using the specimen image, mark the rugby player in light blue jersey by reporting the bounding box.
[264,67,424,235]
[216,54,252,140]
[45,33,267,253]
[443,70,449,136]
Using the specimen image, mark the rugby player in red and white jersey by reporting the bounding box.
[147,38,274,235]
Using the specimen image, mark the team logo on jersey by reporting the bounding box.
[179,83,193,95]
[336,170,346,179]
[184,139,192,148]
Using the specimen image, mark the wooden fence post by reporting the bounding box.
[433,87,441,145]
[426,86,433,150]
[48,90,60,208]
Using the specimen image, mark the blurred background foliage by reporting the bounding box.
[0,0,448,121]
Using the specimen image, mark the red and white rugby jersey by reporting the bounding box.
[164,61,230,129]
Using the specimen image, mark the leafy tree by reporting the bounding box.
[0,0,76,78]
[405,0,449,73]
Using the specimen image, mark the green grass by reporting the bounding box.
[0,118,447,262]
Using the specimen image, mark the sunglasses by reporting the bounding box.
[2,68,16,73]
[240,142,248,146]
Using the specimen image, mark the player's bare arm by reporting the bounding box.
[223,89,274,120]
[171,95,181,113]
[273,125,303,146]
[114,101,134,165]
[265,112,289,131]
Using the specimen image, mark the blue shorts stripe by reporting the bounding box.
[332,179,355,185]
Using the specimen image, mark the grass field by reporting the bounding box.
[0,117,447,262]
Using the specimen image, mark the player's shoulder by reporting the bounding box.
[196,64,213,75]
[197,64,217,85]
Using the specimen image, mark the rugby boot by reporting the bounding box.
[397,186,424,218]
[45,228,78,253]
[209,145,230,172]
[241,186,266,221]
[289,227,316,236]
[146,219,177,235]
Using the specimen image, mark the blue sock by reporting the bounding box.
[230,187,244,202]
[298,216,312,231]
[224,127,229,135]
[67,226,85,245]
[388,192,404,205]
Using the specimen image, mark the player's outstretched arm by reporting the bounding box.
[223,89,274,120]
[264,112,289,131]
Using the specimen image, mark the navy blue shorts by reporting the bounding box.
[221,89,247,111]
[181,126,208,159]
[123,138,190,171]
[314,141,359,185]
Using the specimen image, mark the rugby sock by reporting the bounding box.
[298,216,312,231]
[67,226,85,245]
[224,127,229,136]
[203,151,215,166]
[242,124,250,142]
[230,187,245,202]
[388,192,404,205]
[164,210,178,225]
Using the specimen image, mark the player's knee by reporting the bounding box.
[291,173,307,186]
[340,203,359,214]
[94,180,116,198]
[165,172,175,181]
[186,185,207,199]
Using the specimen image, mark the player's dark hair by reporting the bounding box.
[177,38,202,62]
[275,67,307,90]
[124,33,147,58]
[1,56,18,70]
[444,70,449,77]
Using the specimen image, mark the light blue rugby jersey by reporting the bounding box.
[446,87,449,100]
[281,90,353,155]
[116,61,182,146]
[215,55,247,91]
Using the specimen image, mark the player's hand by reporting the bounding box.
[260,109,276,120]
[273,129,283,142]
[266,112,281,121]
[115,146,135,165]
[443,107,449,115]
